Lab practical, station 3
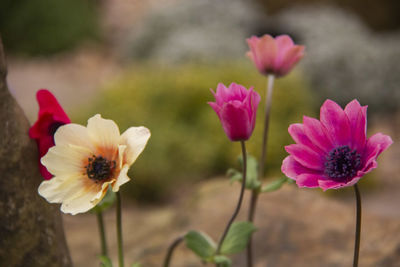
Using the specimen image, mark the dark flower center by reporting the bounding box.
[48,121,65,136]
[324,146,361,182]
[86,155,116,182]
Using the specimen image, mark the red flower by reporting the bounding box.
[29,89,70,179]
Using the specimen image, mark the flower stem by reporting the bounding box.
[96,211,108,257]
[353,184,362,267]
[116,192,124,267]
[163,235,184,267]
[246,74,275,267]
[216,141,247,256]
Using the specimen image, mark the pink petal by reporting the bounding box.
[302,116,333,152]
[258,35,278,73]
[285,144,325,171]
[344,99,367,153]
[277,45,305,76]
[281,156,318,179]
[320,99,351,146]
[361,133,393,173]
[296,173,320,188]
[288,123,323,154]
[318,179,344,191]
[220,103,252,141]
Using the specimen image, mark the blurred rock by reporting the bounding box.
[125,0,266,63]
[276,6,400,114]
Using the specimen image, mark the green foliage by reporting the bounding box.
[99,255,112,267]
[0,0,99,55]
[214,255,232,267]
[227,154,261,190]
[261,177,290,193]
[184,230,216,260]
[75,62,316,201]
[220,221,257,255]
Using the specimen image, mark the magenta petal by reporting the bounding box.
[220,103,251,141]
[302,116,333,152]
[281,156,318,179]
[362,133,393,172]
[317,179,344,191]
[285,144,325,170]
[320,99,351,146]
[296,173,320,188]
[344,99,367,152]
[288,123,323,153]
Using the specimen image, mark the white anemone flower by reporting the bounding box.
[38,114,150,215]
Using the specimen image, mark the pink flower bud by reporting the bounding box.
[246,34,305,77]
[208,83,260,141]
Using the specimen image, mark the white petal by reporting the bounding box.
[55,123,95,151]
[41,144,91,176]
[112,165,130,192]
[60,187,100,215]
[120,126,151,166]
[38,174,84,204]
[87,114,120,150]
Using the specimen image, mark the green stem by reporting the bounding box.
[163,235,184,267]
[246,74,275,267]
[116,192,124,267]
[353,184,362,267]
[216,141,248,256]
[96,211,108,257]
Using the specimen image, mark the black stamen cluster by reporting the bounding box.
[86,155,116,182]
[324,145,361,182]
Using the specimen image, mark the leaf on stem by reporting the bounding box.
[261,177,289,193]
[220,221,257,255]
[227,154,261,190]
[184,230,216,260]
[99,255,113,267]
[214,255,232,267]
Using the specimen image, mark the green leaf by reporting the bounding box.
[91,186,116,214]
[261,177,289,193]
[227,154,261,190]
[220,221,257,255]
[99,255,113,267]
[184,230,216,260]
[214,255,232,267]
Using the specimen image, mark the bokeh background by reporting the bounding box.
[1,0,399,266]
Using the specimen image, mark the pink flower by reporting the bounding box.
[29,89,71,180]
[282,99,393,190]
[208,83,260,141]
[246,34,305,77]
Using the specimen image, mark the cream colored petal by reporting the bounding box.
[54,123,95,151]
[112,165,130,192]
[38,174,83,204]
[60,187,100,215]
[117,144,127,169]
[41,144,92,176]
[87,114,120,150]
[120,126,151,166]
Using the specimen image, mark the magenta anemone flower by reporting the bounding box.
[246,34,305,77]
[208,83,261,141]
[29,89,71,180]
[282,99,393,190]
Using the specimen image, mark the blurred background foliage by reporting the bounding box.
[0,0,100,55]
[73,62,317,201]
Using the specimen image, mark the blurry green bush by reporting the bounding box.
[74,62,317,201]
[0,0,99,55]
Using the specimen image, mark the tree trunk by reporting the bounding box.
[0,36,72,266]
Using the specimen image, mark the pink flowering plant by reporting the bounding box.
[26,31,394,267]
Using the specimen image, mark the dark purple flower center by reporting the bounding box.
[324,146,361,182]
[86,155,116,182]
[48,121,65,136]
